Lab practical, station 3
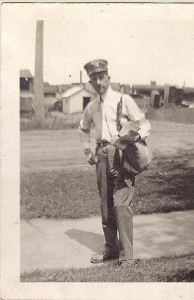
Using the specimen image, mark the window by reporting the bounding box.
[44,93,56,97]
[83,97,90,110]
[20,78,29,90]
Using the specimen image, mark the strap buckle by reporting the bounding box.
[97,139,110,147]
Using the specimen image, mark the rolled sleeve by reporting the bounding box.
[138,118,151,140]
[78,107,93,150]
[123,95,151,140]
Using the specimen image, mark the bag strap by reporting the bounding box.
[116,96,123,132]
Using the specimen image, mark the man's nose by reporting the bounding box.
[97,78,101,84]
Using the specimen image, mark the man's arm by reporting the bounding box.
[123,94,151,141]
[78,108,97,165]
[78,118,91,150]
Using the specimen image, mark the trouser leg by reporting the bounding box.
[113,150,135,261]
[114,183,134,260]
[105,145,134,260]
[96,147,118,254]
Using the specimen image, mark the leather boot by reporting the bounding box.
[91,251,119,263]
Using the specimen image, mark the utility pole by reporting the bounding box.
[34,20,45,124]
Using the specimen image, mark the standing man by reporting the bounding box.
[79,59,151,266]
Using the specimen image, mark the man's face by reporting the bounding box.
[89,71,110,95]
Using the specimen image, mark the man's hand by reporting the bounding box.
[120,131,141,144]
[84,148,97,165]
[128,132,141,143]
[110,168,119,178]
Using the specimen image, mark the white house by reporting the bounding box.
[61,85,96,113]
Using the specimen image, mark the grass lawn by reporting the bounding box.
[21,253,194,282]
[20,149,194,219]
[20,112,83,130]
[146,105,194,124]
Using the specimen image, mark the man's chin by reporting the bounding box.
[93,86,109,95]
[97,89,106,95]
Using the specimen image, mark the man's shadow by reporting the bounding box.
[66,229,104,253]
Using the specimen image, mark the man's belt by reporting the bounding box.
[96,139,110,147]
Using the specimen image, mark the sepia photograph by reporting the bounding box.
[1,2,194,299]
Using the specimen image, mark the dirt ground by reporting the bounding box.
[21,121,194,173]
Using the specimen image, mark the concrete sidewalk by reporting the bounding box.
[21,210,194,274]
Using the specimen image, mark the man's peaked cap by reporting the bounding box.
[84,59,108,76]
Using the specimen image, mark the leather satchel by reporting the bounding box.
[116,97,153,176]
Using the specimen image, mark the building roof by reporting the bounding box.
[183,87,194,94]
[44,85,58,93]
[20,69,33,78]
[110,83,120,91]
[132,84,165,92]
[61,85,85,97]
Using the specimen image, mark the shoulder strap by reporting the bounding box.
[116,96,123,132]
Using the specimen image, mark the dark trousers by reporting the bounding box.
[96,145,135,261]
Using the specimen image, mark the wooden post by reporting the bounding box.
[80,71,82,84]
[34,20,45,124]
[120,84,125,95]
[164,84,170,105]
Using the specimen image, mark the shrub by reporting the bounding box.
[20,112,83,130]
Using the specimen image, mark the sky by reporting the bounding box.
[2,3,194,87]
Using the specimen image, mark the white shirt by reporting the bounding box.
[79,86,151,150]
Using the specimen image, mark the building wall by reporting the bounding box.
[169,87,183,105]
[20,97,33,112]
[44,96,58,112]
[62,89,95,113]
[70,89,95,113]
[62,97,70,113]
[29,78,33,92]
[110,82,120,92]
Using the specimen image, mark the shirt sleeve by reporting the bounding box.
[78,106,93,150]
[123,95,151,140]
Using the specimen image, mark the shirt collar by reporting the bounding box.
[97,86,113,103]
